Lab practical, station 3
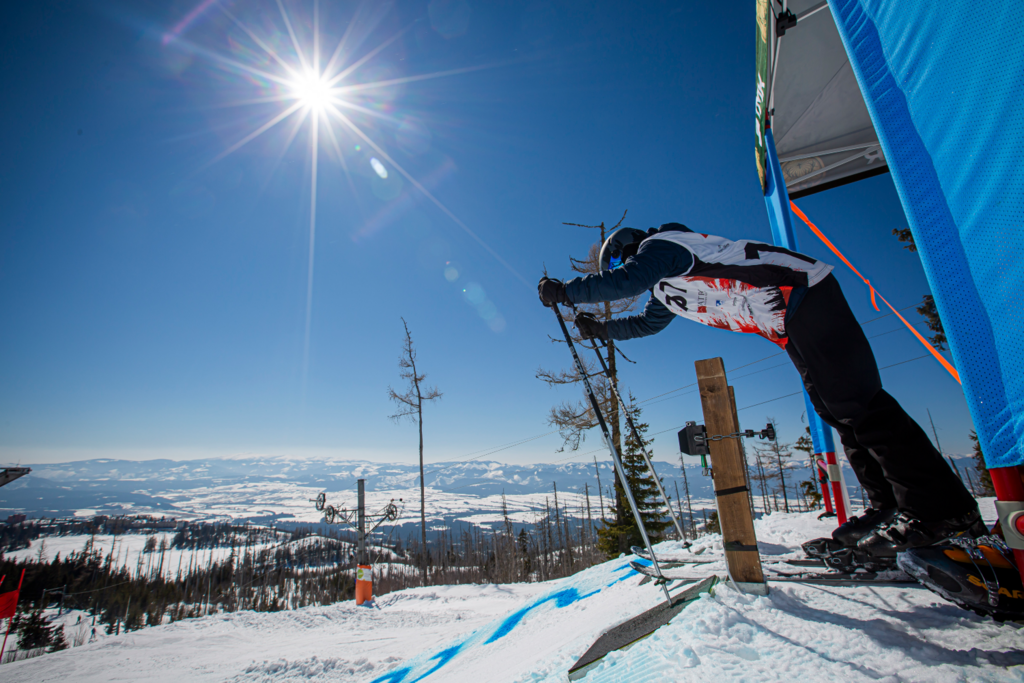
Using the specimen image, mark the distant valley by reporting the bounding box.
[1,452,976,533]
[0,455,719,532]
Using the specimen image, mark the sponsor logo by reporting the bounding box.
[755,72,766,142]
[967,574,1024,599]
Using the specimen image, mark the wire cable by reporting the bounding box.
[394,299,946,488]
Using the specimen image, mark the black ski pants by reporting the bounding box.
[784,274,976,522]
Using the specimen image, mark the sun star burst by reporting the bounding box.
[183,0,526,389]
[291,69,333,111]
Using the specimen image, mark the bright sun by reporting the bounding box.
[292,70,332,110]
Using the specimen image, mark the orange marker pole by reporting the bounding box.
[355,565,372,606]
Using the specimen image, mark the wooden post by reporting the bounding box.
[695,357,767,595]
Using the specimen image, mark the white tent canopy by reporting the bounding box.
[768,0,888,198]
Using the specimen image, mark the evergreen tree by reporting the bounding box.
[970,430,996,496]
[704,511,721,535]
[17,610,55,651]
[916,295,947,350]
[754,425,794,512]
[48,625,69,652]
[793,426,822,509]
[891,228,947,350]
[597,395,669,557]
[793,426,814,458]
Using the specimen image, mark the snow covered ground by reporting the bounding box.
[4,504,1021,682]
[0,583,548,682]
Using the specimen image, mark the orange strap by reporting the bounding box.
[790,201,961,384]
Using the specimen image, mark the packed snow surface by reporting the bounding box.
[4,507,1021,682]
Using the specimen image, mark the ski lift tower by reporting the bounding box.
[312,480,401,605]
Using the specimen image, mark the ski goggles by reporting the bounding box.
[608,251,625,271]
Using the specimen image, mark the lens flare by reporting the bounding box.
[370,157,388,178]
[175,0,526,381]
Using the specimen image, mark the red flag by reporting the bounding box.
[0,590,17,620]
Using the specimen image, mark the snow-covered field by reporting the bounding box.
[0,455,726,526]
[157,484,599,527]
[4,505,1020,682]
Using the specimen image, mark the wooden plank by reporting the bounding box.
[729,386,757,516]
[695,358,766,590]
[567,577,718,680]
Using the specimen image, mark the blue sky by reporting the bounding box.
[0,0,973,468]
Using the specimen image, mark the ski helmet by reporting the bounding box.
[599,227,649,272]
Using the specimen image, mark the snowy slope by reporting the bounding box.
[365,506,1023,683]
[4,506,1021,682]
[1,583,548,682]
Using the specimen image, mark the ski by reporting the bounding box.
[630,560,720,581]
[767,566,919,586]
[630,545,702,564]
[635,548,827,569]
[771,575,923,588]
[784,558,827,567]
[632,560,921,587]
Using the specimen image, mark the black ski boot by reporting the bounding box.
[898,536,1024,621]
[858,507,988,559]
[801,507,898,561]
[832,507,898,547]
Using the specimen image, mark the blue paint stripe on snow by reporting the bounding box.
[371,563,638,682]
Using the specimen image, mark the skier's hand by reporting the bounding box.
[538,277,569,307]
[574,312,608,341]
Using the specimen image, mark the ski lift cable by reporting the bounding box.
[548,353,935,465]
[395,304,942,490]
[425,347,934,478]
[633,301,926,407]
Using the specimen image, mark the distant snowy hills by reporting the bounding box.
[1,452,978,531]
[0,455,719,529]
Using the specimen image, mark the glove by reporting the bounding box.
[538,277,570,307]
[574,312,609,341]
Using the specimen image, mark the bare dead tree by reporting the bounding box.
[387,317,443,586]
[593,456,605,523]
[751,446,772,513]
[678,455,696,534]
[536,211,642,535]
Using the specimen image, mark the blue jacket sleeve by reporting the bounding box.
[563,236,693,304]
[607,296,675,340]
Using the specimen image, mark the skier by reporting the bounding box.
[538,223,984,563]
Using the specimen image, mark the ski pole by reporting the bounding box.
[577,328,686,542]
[551,305,672,603]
